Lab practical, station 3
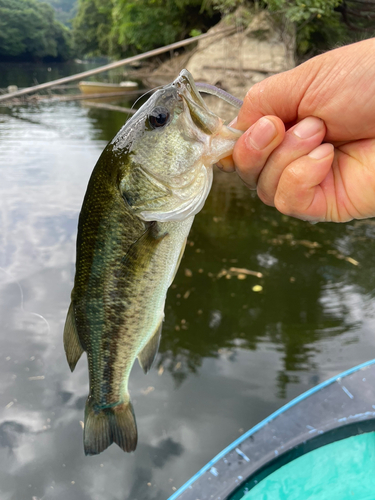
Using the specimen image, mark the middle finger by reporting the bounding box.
[257,117,326,205]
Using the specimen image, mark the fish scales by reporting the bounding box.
[63,70,242,455]
[74,153,187,406]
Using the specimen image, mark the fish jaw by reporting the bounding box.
[175,69,243,165]
[204,124,243,165]
[116,69,243,224]
[175,69,223,136]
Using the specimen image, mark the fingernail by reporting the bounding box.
[217,156,235,172]
[247,117,277,150]
[294,117,323,139]
[308,143,334,159]
[229,117,238,127]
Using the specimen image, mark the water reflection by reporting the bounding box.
[158,173,375,398]
[1,64,375,500]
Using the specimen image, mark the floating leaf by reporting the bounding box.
[229,267,263,278]
[345,257,359,266]
[141,386,155,395]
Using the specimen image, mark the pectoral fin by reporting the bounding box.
[138,321,162,374]
[63,302,84,372]
[120,165,172,213]
[122,221,168,274]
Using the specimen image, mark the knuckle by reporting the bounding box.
[234,148,265,180]
[273,167,302,215]
[284,164,303,186]
[244,83,258,102]
[257,185,274,206]
[274,191,293,215]
[237,169,258,190]
[244,81,263,109]
[265,141,292,168]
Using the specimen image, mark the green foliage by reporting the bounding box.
[71,0,375,61]
[110,0,216,56]
[207,0,247,16]
[296,10,346,55]
[72,0,113,56]
[72,0,220,58]
[261,0,375,58]
[335,0,375,44]
[111,0,180,54]
[262,0,358,57]
[0,0,72,60]
[190,28,202,37]
[37,0,77,27]
[205,0,253,29]
[265,0,341,23]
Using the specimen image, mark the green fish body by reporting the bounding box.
[63,70,241,455]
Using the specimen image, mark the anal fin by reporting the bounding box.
[138,322,162,374]
[63,302,84,372]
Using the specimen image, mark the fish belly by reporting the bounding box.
[92,216,194,405]
[65,210,193,455]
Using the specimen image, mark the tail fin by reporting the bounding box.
[84,398,137,456]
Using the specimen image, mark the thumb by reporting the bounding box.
[236,64,319,131]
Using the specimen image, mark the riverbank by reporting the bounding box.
[132,10,294,121]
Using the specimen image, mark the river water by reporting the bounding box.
[1,62,375,500]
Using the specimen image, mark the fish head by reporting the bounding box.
[113,69,242,222]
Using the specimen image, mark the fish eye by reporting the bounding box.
[149,107,170,129]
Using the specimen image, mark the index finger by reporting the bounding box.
[236,64,318,131]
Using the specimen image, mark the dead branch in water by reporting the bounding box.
[81,102,136,114]
[0,89,150,107]
[45,89,148,102]
[202,65,280,74]
[0,28,235,103]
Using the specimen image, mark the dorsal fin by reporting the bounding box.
[63,302,84,372]
[138,321,162,374]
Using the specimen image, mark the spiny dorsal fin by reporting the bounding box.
[63,302,84,372]
[138,321,162,374]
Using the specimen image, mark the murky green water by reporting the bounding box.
[1,62,375,500]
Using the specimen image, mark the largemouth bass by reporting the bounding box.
[63,69,241,456]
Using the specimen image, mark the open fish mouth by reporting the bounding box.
[173,69,208,108]
[172,69,223,136]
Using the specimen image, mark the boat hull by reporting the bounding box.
[78,81,138,94]
[239,431,375,500]
[168,359,375,500]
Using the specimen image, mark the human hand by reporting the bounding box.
[222,38,375,222]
